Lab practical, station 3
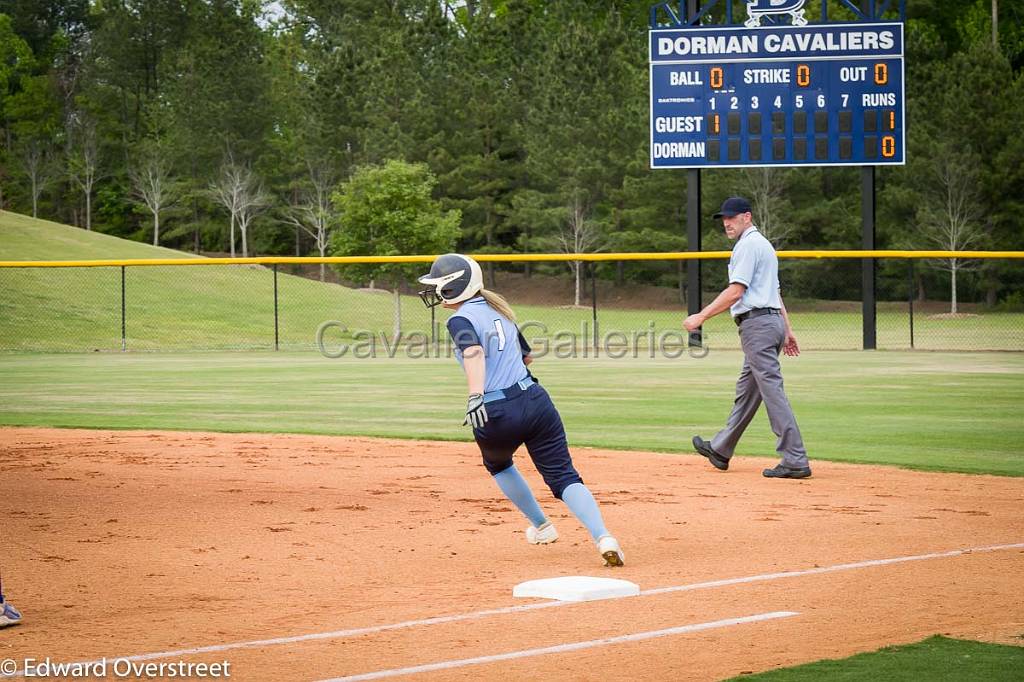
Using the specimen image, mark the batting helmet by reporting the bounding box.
[417,253,483,308]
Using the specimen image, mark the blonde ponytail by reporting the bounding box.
[479,289,516,321]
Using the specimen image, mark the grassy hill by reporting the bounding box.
[0,212,435,351]
[0,213,721,352]
[0,211,209,261]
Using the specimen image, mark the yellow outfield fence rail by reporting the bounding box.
[0,251,1021,354]
[1,250,1023,268]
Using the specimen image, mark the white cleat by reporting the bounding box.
[525,521,559,545]
[0,599,22,628]
[598,535,624,567]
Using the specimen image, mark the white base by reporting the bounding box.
[513,576,640,602]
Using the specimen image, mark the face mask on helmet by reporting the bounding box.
[417,254,483,308]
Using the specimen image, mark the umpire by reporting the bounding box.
[683,196,811,479]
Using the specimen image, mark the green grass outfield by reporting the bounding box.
[729,636,1024,681]
[1,350,1021,476]
[2,212,1022,352]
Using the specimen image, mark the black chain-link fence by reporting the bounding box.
[1,255,1022,354]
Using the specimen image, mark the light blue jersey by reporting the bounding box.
[447,297,530,393]
[728,226,782,317]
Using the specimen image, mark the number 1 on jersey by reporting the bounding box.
[493,319,506,351]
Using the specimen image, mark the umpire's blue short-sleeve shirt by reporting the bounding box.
[728,226,782,317]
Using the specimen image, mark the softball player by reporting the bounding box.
[418,254,624,567]
[0,573,21,628]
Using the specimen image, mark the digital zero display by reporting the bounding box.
[649,23,905,168]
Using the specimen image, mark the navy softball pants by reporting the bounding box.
[472,384,583,499]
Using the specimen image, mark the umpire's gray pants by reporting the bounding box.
[710,314,809,468]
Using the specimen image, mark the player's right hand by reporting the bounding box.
[464,393,488,428]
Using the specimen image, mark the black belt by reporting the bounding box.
[734,307,781,326]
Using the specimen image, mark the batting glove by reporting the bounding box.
[463,393,488,428]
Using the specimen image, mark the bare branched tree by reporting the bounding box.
[67,117,99,230]
[129,151,180,246]
[917,148,987,314]
[20,140,54,219]
[284,161,336,281]
[740,167,795,246]
[558,192,603,307]
[993,0,999,48]
[211,158,269,258]
[235,180,269,259]
[211,160,243,257]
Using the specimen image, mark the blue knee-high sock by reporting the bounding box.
[560,482,608,542]
[493,465,548,527]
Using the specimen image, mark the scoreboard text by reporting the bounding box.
[649,23,905,168]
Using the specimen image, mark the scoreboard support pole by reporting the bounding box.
[861,165,877,350]
[687,168,702,348]
[685,0,703,349]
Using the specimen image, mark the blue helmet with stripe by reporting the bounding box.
[417,253,483,308]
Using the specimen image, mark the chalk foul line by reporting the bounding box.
[316,611,800,682]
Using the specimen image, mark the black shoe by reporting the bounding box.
[692,436,729,471]
[762,464,812,479]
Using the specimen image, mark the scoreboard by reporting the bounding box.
[649,23,905,168]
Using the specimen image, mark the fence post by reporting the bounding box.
[121,265,126,352]
[591,261,598,353]
[861,165,877,350]
[908,258,915,350]
[687,169,703,348]
[273,264,279,351]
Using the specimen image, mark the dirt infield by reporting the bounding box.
[2,427,1022,681]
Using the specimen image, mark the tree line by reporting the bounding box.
[1,0,1022,309]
